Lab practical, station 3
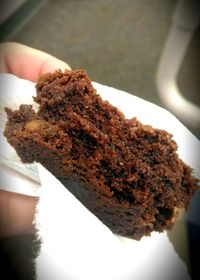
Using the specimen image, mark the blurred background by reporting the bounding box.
[0,0,199,279]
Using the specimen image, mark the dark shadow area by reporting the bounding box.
[187,223,200,280]
[0,234,40,280]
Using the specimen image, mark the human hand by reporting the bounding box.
[0,42,71,81]
[0,42,71,237]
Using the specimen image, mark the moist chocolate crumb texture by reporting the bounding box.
[4,70,199,240]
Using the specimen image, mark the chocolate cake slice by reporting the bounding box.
[4,69,198,240]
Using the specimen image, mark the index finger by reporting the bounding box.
[0,42,71,82]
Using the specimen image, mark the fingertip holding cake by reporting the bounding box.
[4,69,199,240]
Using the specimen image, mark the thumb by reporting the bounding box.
[0,42,71,82]
[39,55,71,76]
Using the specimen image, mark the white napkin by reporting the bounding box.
[1,73,199,280]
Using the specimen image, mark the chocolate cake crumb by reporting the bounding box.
[4,69,199,240]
